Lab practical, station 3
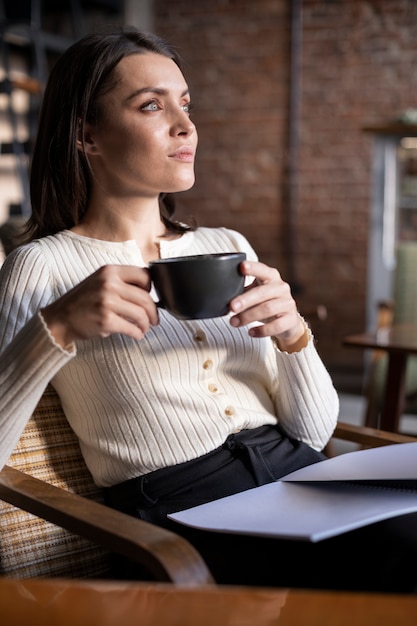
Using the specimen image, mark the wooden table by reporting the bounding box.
[2,577,417,626]
[343,324,417,432]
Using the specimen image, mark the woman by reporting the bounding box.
[0,27,414,592]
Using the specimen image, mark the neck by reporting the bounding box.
[71,198,173,262]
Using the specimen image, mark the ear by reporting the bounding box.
[76,119,99,155]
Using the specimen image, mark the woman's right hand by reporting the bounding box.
[41,265,158,349]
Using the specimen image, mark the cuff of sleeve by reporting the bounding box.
[38,311,76,355]
[271,314,313,354]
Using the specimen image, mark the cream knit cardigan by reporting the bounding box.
[0,227,339,487]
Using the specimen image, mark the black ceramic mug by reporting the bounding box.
[148,252,246,320]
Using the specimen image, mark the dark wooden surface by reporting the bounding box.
[2,577,417,626]
[343,324,417,431]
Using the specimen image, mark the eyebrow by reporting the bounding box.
[126,87,190,101]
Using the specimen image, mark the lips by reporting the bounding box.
[168,146,195,161]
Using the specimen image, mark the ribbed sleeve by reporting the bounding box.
[0,314,75,469]
[272,336,340,450]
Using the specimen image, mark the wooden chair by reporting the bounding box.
[332,420,416,448]
[364,242,417,429]
[0,385,213,585]
[0,385,414,584]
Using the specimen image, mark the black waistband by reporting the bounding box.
[105,424,282,502]
[104,423,325,515]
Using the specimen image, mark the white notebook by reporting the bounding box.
[168,442,417,542]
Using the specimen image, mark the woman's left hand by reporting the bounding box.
[229,260,308,352]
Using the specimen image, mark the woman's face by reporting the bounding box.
[84,52,198,198]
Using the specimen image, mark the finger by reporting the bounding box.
[93,265,158,326]
[116,282,159,325]
[230,263,283,312]
[230,281,288,320]
[99,311,150,340]
[230,297,281,329]
[94,264,152,294]
[247,315,289,339]
[115,264,153,291]
[112,296,157,333]
[240,260,280,284]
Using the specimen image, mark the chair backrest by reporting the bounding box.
[0,385,110,578]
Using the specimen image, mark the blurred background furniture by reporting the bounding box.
[332,420,416,449]
[345,242,417,433]
[0,0,124,217]
[0,0,82,216]
[0,214,25,261]
[343,323,417,432]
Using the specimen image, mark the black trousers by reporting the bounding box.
[104,425,417,593]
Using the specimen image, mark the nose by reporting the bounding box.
[171,108,196,137]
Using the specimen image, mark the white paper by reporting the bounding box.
[168,442,417,542]
[282,441,417,482]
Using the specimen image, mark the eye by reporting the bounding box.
[181,101,193,114]
[141,100,160,112]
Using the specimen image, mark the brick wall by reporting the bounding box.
[153,0,417,379]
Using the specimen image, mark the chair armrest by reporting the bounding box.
[334,421,416,447]
[0,465,214,586]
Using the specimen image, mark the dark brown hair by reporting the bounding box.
[24,27,195,242]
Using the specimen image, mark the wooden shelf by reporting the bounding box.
[363,123,417,136]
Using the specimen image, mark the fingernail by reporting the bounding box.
[231,299,242,312]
